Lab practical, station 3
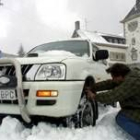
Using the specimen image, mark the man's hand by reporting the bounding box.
[85,88,96,101]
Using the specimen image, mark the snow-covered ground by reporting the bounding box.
[0,105,134,140]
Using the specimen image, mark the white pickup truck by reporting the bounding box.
[0,39,109,127]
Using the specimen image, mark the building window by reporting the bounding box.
[131,38,136,45]
[117,39,125,44]
[114,39,118,43]
[122,39,126,44]
[127,21,138,32]
[110,52,126,61]
[131,48,138,61]
[108,38,113,43]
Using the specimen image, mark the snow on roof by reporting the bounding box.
[77,30,107,44]
[97,32,124,39]
[76,30,126,48]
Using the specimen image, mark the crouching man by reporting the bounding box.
[86,63,140,140]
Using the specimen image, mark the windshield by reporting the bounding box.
[28,40,90,57]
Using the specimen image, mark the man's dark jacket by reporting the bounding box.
[94,68,140,123]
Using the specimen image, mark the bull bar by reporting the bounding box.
[0,58,31,123]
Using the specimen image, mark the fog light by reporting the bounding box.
[36,90,58,97]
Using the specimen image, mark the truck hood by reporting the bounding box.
[15,56,81,65]
[14,50,84,64]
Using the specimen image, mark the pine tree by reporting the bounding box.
[17,44,25,57]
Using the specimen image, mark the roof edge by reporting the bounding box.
[121,12,140,23]
[95,42,128,49]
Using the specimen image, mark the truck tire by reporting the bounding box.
[65,95,96,128]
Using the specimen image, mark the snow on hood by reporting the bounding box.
[15,50,86,64]
[38,50,77,57]
[15,57,67,64]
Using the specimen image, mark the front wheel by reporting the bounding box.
[65,96,96,128]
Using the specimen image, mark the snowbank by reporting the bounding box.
[0,106,134,140]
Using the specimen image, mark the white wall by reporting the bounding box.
[124,17,140,64]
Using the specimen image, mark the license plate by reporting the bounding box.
[0,90,16,100]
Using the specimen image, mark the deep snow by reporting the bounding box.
[0,105,134,140]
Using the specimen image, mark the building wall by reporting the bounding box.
[96,44,127,65]
[124,16,140,64]
[72,26,128,65]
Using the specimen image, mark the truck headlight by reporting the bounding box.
[35,64,66,80]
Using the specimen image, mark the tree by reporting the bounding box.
[0,0,3,6]
[17,44,25,57]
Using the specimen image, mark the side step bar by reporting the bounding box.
[0,58,31,123]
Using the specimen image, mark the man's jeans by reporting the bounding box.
[116,112,140,140]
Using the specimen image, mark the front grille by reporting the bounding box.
[0,89,29,105]
[0,64,32,105]
[2,64,33,76]
[0,64,33,81]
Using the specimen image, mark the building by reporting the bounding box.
[72,21,128,65]
[2,52,17,58]
[121,0,140,68]
[0,50,17,58]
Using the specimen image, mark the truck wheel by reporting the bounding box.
[65,95,96,128]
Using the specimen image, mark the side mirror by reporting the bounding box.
[93,50,109,61]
